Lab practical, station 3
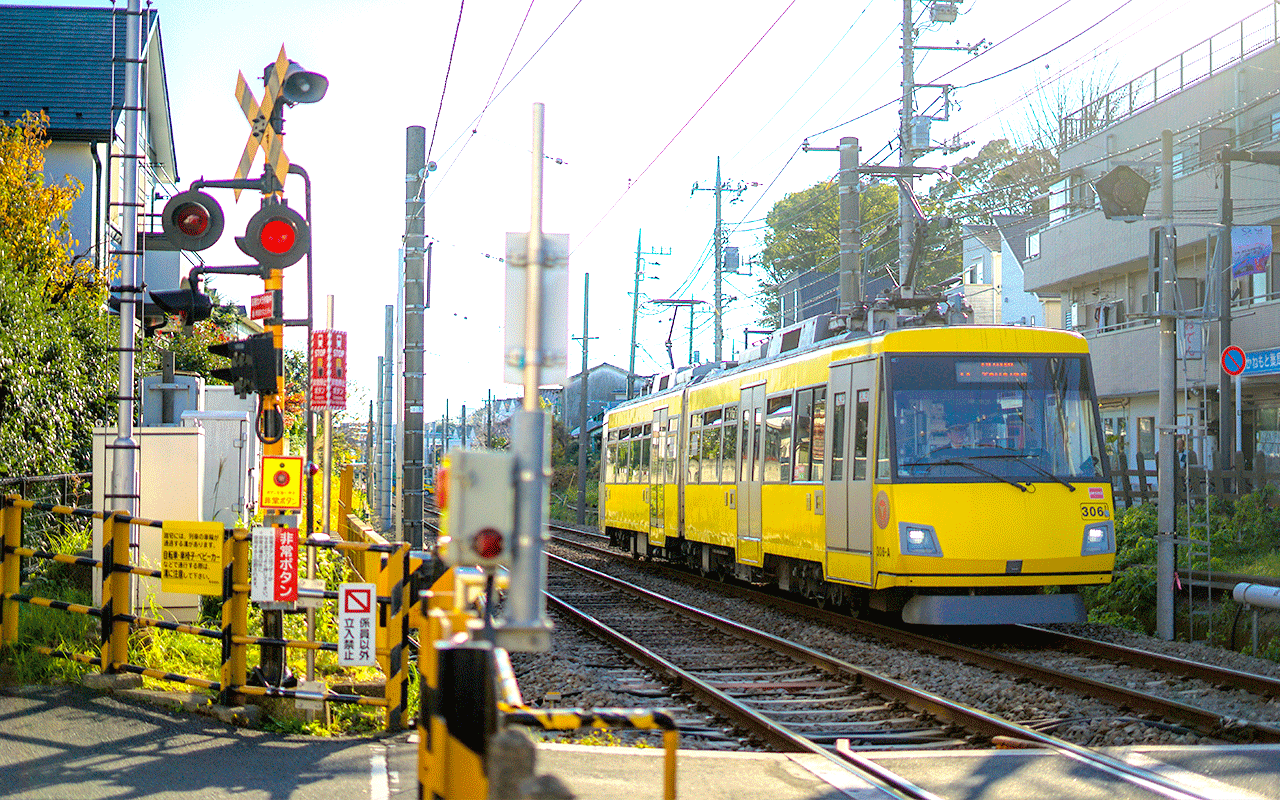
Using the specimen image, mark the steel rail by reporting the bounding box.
[548,538,1233,800]
[546,561,941,800]
[1018,624,1280,698]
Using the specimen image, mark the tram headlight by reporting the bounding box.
[1081,522,1114,556]
[898,523,942,557]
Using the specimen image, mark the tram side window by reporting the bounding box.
[853,389,870,480]
[811,389,826,482]
[721,405,737,483]
[792,387,826,482]
[701,408,722,483]
[830,392,846,480]
[606,435,616,483]
[764,394,793,483]
[793,388,814,482]
[640,423,652,482]
[876,380,891,479]
[665,420,678,483]
[688,413,703,484]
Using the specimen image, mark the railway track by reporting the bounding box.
[545,523,1280,745]
[544,544,1251,800]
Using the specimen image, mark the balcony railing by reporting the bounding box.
[1060,4,1280,149]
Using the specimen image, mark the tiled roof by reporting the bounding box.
[0,5,159,141]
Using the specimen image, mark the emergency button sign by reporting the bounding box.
[339,583,377,666]
[261,455,303,509]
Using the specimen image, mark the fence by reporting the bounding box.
[0,493,413,729]
[1110,451,1276,509]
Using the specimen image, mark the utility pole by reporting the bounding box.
[692,159,757,359]
[628,230,670,398]
[801,137,863,313]
[1156,130,1177,641]
[899,0,917,286]
[402,126,426,548]
[573,273,598,526]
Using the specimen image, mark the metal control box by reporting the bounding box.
[439,449,516,568]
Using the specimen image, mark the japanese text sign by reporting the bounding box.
[310,329,347,411]
[160,521,224,596]
[338,582,377,666]
[251,526,299,604]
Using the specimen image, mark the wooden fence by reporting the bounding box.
[1110,451,1276,509]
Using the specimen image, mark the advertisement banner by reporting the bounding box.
[1230,225,1273,279]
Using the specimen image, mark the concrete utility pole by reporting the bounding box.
[628,231,670,398]
[692,159,757,359]
[840,137,862,311]
[574,273,597,526]
[1156,130,1177,641]
[1217,152,1235,468]
[402,126,427,547]
[898,0,917,286]
[802,137,863,312]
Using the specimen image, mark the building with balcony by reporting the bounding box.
[1024,5,1280,475]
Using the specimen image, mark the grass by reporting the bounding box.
[1,506,415,737]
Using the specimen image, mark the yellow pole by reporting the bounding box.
[103,512,131,672]
[663,730,679,800]
[230,533,250,697]
[263,268,285,459]
[383,543,408,730]
[339,463,353,536]
[1,495,22,646]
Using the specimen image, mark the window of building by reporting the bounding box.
[1026,230,1040,259]
[1137,416,1155,458]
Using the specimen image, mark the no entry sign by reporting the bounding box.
[338,583,376,666]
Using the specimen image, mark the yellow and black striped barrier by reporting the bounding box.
[501,706,679,800]
[2,493,416,731]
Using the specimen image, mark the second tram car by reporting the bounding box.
[600,323,1115,625]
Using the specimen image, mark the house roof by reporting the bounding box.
[962,224,1002,254]
[0,5,176,181]
[992,214,1046,266]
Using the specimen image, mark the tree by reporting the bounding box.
[928,138,1058,226]
[756,179,898,326]
[0,113,114,476]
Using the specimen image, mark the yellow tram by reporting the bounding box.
[600,323,1116,625]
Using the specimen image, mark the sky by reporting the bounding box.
[39,0,1277,424]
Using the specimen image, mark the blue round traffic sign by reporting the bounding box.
[1222,345,1246,376]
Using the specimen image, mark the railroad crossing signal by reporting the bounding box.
[233,46,291,199]
[160,188,225,250]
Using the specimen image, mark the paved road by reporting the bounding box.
[0,685,405,799]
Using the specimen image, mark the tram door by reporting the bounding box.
[826,360,877,562]
[736,384,765,565]
[649,408,667,541]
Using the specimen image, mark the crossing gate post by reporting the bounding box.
[381,542,409,730]
[101,511,131,673]
[1,496,21,646]
[430,641,493,800]
[224,532,250,701]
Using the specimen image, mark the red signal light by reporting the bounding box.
[436,466,450,510]
[161,189,224,251]
[260,218,297,255]
[470,528,504,560]
[174,203,211,237]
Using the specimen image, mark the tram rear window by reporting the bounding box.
[955,360,1030,383]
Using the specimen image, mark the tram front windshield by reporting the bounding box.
[889,355,1105,483]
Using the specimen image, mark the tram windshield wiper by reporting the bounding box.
[906,458,1029,492]
[969,450,1077,491]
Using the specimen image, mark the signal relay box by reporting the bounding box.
[438,449,517,568]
